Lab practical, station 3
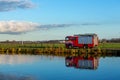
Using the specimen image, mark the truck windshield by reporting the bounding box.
[65,37,69,41]
[65,37,76,41]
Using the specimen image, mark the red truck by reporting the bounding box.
[65,56,99,69]
[65,34,98,48]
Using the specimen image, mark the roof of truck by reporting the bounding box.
[74,33,97,36]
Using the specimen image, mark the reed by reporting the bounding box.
[0,47,102,55]
[0,43,119,56]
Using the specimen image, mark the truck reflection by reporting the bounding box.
[65,56,99,70]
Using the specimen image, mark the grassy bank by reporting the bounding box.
[0,43,119,55]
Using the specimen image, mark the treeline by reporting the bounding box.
[0,40,64,44]
[0,38,120,44]
[101,38,120,43]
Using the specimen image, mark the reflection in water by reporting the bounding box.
[0,73,35,80]
[65,50,120,70]
[0,55,38,65]
[65,55,99,70]
[0,55,44,65]
[0,54,60,65]
[0,53,119,80]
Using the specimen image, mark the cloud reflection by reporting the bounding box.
[0,55,39,65]
[0,73,36,80]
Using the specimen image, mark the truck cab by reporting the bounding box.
[65,36,77,48]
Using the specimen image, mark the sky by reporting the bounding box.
[0,0,120,41]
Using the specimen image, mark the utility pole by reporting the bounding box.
[21,32,25,45]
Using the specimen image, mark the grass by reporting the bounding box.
[0,43,64,49]
[0,42,120,49]
[98,43,120,49]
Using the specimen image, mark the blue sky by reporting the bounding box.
[0,0,120,41]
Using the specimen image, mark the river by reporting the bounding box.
[0,54,119,80]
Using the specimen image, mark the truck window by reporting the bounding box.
[69,37,76,40]
[65,37,76,41]
[65,37,69,41]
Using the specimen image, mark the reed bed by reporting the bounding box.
[0,43,119,56]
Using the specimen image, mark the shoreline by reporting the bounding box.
[0,47,119,55]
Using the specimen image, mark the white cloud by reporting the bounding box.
[0,21,74,35]
[0,20,99,35]
[0,21,39,34]
[0,0,34,11]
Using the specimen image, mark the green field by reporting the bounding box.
[98,43,120,49]
[0,43,64,49]
[0,42,120,49]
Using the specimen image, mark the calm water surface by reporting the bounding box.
[0,54,120,80]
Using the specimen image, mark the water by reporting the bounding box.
[0,54,120,80]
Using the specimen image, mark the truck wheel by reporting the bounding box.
[94,45,98,49]
[83,46,87,49]
[68,45,73,49]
